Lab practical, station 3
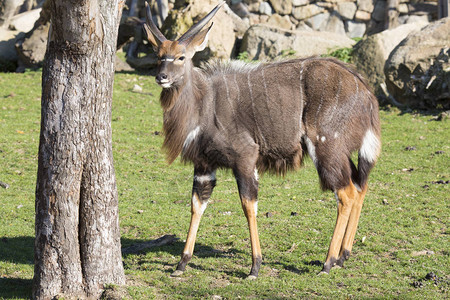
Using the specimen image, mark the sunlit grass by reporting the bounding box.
[0,71,448,299]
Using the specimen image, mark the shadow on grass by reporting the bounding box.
[0,236,34,265]
[0,278,32,299]
[121,237,320,278]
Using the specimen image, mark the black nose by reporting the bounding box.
[156,73,168,81]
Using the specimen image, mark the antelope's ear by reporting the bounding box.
[143,23,160,51]
[185,24,213,57]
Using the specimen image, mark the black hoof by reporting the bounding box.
[320,257,337,274]
[336,249,350,268]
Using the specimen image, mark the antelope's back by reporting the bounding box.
[208,58,380,173]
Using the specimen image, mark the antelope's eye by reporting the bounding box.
[178,56,185,61]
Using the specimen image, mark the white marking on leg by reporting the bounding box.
[194,171,216,184]
[304,136,318,167]
[321,136,326,143]
[183,126,200,150]
[360,129,381,163]
[254,201,258,217]
[354,183,362,193]
[192,193,208,215]
[334,192,340,207]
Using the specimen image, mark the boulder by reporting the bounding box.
[259,1,273,16]
[292,4,325,21]
[267,13,293,30]
[356,0,374,13]
[384,18,450,108]
[240,24,355,60]
[161,0,236,63]
[0,27,19,61]
[15,22,49,68]
[269,0,292,15]
[352,21,428,96]
[9,8,41,32]
[127,52,158,70]
[346,20,366,38]
[337,2,357,20]
[293,0,309,6]
[372,0,386,22]
[323,12,346,35]
[0,27,21,71]
[115,53,134,72]
[305,12,330,30]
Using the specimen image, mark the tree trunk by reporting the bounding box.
[33,0,125,299]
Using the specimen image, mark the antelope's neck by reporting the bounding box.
[160,69,208,163]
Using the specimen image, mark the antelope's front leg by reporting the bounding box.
[235,168,262,280]
[171,169,216,277]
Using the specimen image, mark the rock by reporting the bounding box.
[293,0,308,6]
[305,12,330,30]
[0,27,20,65]
[292,4,325,21]
[162,0,236,62]
[127,52,158,70]
[346,20,366,38]
[267,13,293,30]
[337,2,357,20]
[9,8,41,33]
[384,18,450,109]
[240,24,355,60]
[323,12,346,35]
[372,0,386,22]
[352,22,428,96]
[412,250,435,257]
[0,0,25,28]
[259,1,273,16]
[115,54,134,72]
[355,10,371,21]
[231,2,250,18]
[222,3,250,38]
[269,0,292,15]
[357,0,374,13]
[399,14,430,25]
[15,22,49,68]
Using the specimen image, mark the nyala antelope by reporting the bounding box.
[144,1,381,279]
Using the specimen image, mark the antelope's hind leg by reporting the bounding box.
[171,169,216,277]
[336,184,367,268]
[321,182,368,274]
[234,166,262,280]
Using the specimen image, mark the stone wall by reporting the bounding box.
[223,0,439,38]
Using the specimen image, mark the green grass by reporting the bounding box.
[0,71,449,299]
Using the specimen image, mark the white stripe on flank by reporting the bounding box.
[360,129,380,163]
[183,126,200,150]
[254,168,259,181]
[304,136,318,167]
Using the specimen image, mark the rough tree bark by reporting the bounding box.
[33,0,125,299]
